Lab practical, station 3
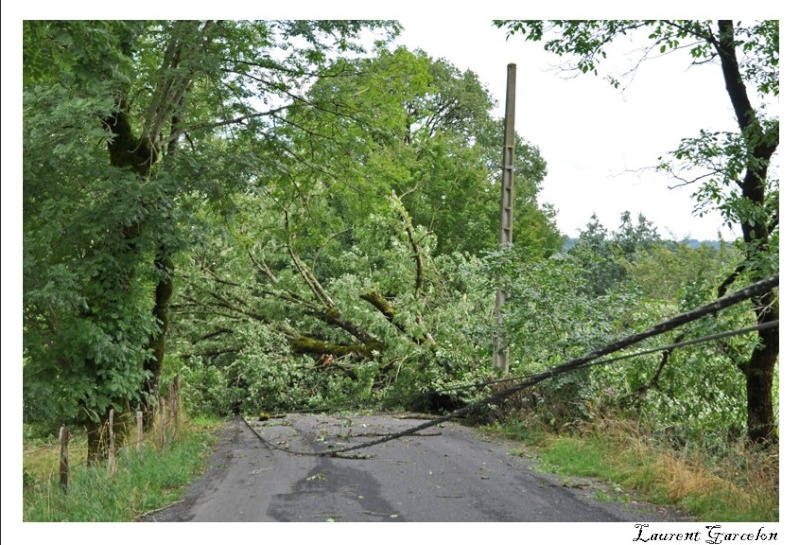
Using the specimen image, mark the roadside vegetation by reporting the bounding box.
[22,417,221,522]
[486,414,778,521]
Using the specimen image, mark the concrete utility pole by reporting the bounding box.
[493,63,516,374]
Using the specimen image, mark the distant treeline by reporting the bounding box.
[561,237,724,252]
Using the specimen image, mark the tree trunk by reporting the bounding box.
[716,20,780,446]
[741,291,779,444]
[105,107,166,429]
[143,248,174,424]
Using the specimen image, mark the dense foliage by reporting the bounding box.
[23,20,778,457]
[495,19,779,444]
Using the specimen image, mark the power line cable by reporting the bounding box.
[449,319,779,393]
[241,274,778,458]
[583,319,778,369]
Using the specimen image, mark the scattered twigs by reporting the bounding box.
[136,500,184,521]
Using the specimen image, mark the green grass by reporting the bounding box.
[23,418,222,522]
[488,418,778,522]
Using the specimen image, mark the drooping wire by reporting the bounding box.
[239,275,779,458]
[445,319,780,393]
[581,319,778,370]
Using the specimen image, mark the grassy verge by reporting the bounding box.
[23,416,222,522]
[488,418,778,521]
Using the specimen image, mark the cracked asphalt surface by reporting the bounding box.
[149,413,692,522]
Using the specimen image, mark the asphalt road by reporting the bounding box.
[149,413,691,522]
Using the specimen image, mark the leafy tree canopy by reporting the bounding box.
[494,19,779,444]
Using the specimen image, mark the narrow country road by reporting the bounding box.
[149,413,690,522]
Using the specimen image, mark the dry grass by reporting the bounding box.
[654,453,731,501]
[493,414,779,521]
[24,432,87,484]
[24,387,187,486]
[23,411,219,522]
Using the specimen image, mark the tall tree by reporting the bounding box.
[495,20,779,444]
[169,48,561,414]
[23,20,399,457]
[297,47,559,258]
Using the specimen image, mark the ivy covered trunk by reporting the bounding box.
[143,249,174,422]
[104,107,167,433]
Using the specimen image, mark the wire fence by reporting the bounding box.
[56,376,184,492]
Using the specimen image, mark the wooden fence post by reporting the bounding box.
[137,410,144,461]
[59,426,69,491]
[108,409,117,475]
[160,396,167,452]
[172,375,181,440]
[168,379,176,442]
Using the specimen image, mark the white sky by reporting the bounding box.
[397,19,751,241]
[2,2,795,541]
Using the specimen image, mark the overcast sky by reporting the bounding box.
[397,18,752,241]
